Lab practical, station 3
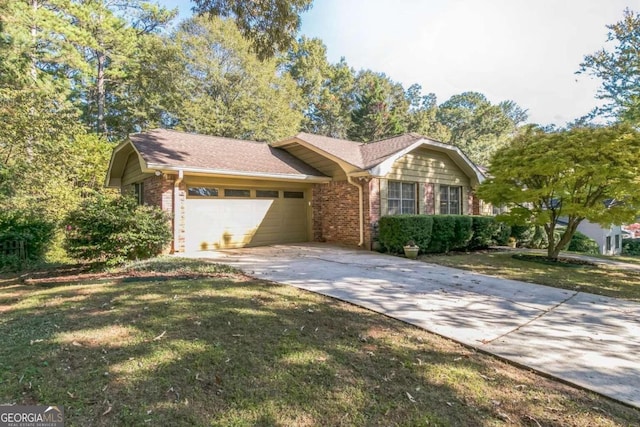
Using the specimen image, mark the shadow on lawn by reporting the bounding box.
[1,276,637,426]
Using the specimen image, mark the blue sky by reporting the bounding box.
[159,0,640,126]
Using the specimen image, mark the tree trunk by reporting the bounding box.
[545,221,557,259]
[30,0,39,82]
[96,50,107,136]
[547,218,582,260]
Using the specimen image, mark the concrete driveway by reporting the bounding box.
[193,243,640,409]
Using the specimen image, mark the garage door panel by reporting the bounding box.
[185,192,308,251]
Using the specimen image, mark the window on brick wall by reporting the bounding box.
[388,181,416,215]
[440,185,461,214]
[134,182,144,205]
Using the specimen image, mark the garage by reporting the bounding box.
[184,183,310,251]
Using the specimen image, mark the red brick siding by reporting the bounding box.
[424,183,435,214]
[312,179,373,248]
[141,174,185,253]
[470,190,480,215]
[143,174,174,217]
[369,178,381,223]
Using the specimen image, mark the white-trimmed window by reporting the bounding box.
[440,185,462,214]
[388,181,416,215]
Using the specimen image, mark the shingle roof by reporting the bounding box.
[293,133,364,166]
[130,129,327,177]
[293,132,425,169]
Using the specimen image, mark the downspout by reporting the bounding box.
[173,169,184,253]
[347,175,364,247]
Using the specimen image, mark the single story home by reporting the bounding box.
[105,129,485,252]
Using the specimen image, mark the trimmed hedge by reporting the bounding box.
[469,216,502,249]
[378,215,505,254]
[378,215,433,254]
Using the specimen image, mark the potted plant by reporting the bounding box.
[403,240,420,259]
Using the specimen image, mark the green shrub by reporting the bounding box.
[0,209,56,270]
[451,216,474,250]
[379,215,511,254]
[529,225,549,249]
[622,238,640,255]
[64,194,172,266]
[426,216,457,253]
[510,224,535,247]
[567,231,599,254]
[378,215,433,254]
[469,216,500,249]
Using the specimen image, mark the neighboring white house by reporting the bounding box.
[577,221,623,255]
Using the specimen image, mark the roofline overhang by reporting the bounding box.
[105,139,149,188]
[367,138,485,186]
[273,136,365,175]
[147,164,332,183]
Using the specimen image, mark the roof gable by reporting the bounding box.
[276,132,484,184]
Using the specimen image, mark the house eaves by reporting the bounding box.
[147,163,332,183]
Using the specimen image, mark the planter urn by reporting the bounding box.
[403,245,420,259]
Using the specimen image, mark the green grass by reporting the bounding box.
[1,258,638,426]
[421,251,640,302]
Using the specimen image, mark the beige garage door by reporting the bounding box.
[184,186,309,251]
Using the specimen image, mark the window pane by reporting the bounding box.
[283,191,304,199]
[225,189,250,197]
[134,182,144,205]
[188,187,218,197]
[450,187,460,214]
[401,200,415,214]
[388,200,400,215]
[256,190,279,198]
[401,182,415,199]
[388,181,401,199]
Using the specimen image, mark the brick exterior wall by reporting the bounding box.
[140,174,186,253]
[312,179,373,248]
[424,183,435,214]
[143,175,173,212]
[470,190,480,215]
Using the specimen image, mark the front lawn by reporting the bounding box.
[1,258,638,426]
[420,251,640,302]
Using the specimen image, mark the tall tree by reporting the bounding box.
[0,1,113,220]
[478,125,640,259]
[171,16,302,141]
[348,71,408,142]
[72,0,176,138]
[436,92,527,166]
[284,37,355,138]
[578,8,640,124]
[192,0,313,60]
[405,86,451,142]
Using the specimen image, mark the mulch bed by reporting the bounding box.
[512,253,597,267]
